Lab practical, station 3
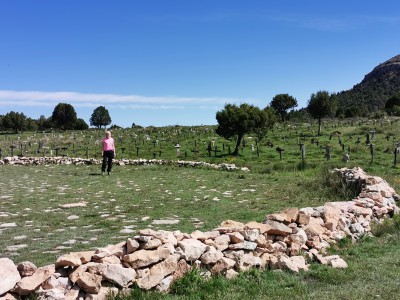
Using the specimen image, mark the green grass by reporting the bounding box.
[1,118,400,299]
[1,163,400,299]
[0,163,350,266]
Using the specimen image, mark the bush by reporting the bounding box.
[371,214,400,237]
[319,167,361,201]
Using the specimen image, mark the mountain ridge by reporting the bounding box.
[335,54,400,117]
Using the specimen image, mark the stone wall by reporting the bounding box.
[0,166,398,300]
[0,156,248,171]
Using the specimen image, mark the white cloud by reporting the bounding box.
[273,13,400,32]
[0,90,237,109]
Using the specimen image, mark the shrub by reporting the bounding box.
[371,214,400,237]
[319,167,361,201]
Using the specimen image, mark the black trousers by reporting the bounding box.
[102,150,114,173]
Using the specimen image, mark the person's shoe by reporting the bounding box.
[108,171,111,175]
[101,171,105,176]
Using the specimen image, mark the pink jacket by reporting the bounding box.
[102,137,115,151]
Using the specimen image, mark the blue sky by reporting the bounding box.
[1,0,400,127]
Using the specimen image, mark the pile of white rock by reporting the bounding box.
[0,156,248,171]
[0,167,398,299]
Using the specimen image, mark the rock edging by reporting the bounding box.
[0,156,249,171]
[0,167,398,299]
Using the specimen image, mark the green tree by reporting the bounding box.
[26,118,38,131]
[384,94,400,115]
[270,94,298,122]
[391,105,400,116]
[307,91,337,136]
[287,108,311,122]
[36,115,52,131]
[1,111,28,133]
[216,103,274,156]
[257,106,277,139]
[51,103,77,130]
[90,106,112,128]
[75,118,89,130]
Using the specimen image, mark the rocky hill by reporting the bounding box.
[335,54,400,117]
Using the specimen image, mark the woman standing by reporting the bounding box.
[101,131,116,175]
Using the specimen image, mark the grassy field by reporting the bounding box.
[1,118,400,299]
[0,163,399,299]
[0,163,351,266]
[1,118,400,167]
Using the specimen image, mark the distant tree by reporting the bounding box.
[26,118,38,131]
[1,111,28,133]
[263,106,278,126]
[216,103,274,155]
[109,124,122,130]
[307,91,337,136]
[90,106,112,129]
[257,106,277,139]
[51,103,77,130]
[339,105,362,118]
[287,108,311,122]
[270,94,298,122]
[369,110,386,119]
[385,94,400,116]
[390,105,400,116]
[75,118,89,130]
[36,115,52,131]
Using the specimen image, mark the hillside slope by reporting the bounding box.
[335,54,400,116]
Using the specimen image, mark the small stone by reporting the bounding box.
[17,261,37,277]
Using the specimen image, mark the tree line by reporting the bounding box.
[2,91,400,149]
[214,92,325,155]
[0,103,112,133]
[215,90,400,155]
